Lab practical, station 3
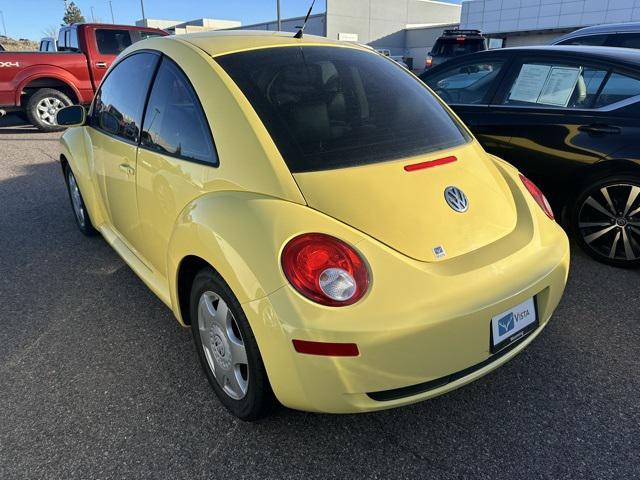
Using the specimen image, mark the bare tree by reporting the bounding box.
[42,25,59,39]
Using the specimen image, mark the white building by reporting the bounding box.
[237,0,462,70]
[136,18,241,35]
[460,0,640,46]
[139,1,463,70]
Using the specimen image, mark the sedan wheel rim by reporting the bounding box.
[197,291,249,400]
[578,183,640,262]
[36,97,64,125]
[67,172,86,227]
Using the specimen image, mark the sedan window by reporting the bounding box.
[502,63,607,109]
[557,34,609,46]
[141,58,217,165]
[422,60,504,105]
[610,33,640,49]
[595,72,640,108]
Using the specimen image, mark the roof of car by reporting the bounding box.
[553,22,640,43]
[168,30,370,57]
[471,45,640,67]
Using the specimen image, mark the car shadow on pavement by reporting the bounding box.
[0,113,42,134]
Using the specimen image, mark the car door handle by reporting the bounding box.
[578,124,621,135]
[119,163,135,175]
[95,61,108,69]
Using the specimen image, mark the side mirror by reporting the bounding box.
[99,110,120,135]
[56,105,86,127]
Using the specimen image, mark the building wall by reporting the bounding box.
[136,18,242,33]
[502,31,565,47]
[236,14,326,37]
[326,0,461,53]
[136,19,183,29]
[460,0,640,36]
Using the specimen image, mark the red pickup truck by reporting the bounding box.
[0,23,166,131]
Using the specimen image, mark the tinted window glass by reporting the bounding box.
[217,46,469,173]
[92,53,158,142]
[432,38,485,56]
[141,58,216,164]
[502,62,607,108]
[557,34,609,46]
[595,72,640,108]
[610,33,640,49]
[96,29,133,55]
[422,60,503,104]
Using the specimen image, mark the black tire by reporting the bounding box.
[190,267,275,421]
[63,164,97,236]
[25,88,72,132]
[569,173,640,268]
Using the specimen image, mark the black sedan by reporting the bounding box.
[419,46,640,267]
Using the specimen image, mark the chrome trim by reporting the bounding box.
[446,94,640,113]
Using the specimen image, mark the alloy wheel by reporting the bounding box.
[197,291,249,400]
[36,97,65,126]
[578,183,640,262]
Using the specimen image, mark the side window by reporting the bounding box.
[69,28,79,52]
[141,58,217,165]
[422,60,504,105]
[96,29,133,55]
[92,53,159,143]
[609,33,640,49]
[57,30,66,50]
[595,72,640,108]
[502,62,607,108]
[557,34,609,46]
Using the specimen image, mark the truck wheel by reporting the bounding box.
[26,88,72,132]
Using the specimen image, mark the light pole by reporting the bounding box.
[109,0,115,23]
[0,10,6,37]
[276,0,281,31]
[140,0,146,20]
[90,6,95,22]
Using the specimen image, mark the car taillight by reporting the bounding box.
[281,233,369,306]
[425,56,433,68]
[520,174,554,220]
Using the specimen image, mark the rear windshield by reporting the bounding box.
[216,46,469,173]
[432,38,485,56]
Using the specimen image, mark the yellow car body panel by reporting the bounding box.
[59,31,570,413]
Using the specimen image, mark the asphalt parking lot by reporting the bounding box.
[0,121,639,480]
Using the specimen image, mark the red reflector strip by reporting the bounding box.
[404,156,457,172]
[292,340,359,357]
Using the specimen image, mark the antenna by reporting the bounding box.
[294,0,315,39]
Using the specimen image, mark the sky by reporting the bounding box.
[0,0,462,41]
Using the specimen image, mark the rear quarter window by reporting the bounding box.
[216,46,469,173]
[96,29,133,55]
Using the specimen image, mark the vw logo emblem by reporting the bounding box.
[444,186,469,213]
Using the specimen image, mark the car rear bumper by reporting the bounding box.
[243,233,569,414]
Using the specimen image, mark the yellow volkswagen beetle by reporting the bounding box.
[57,31,569,420]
